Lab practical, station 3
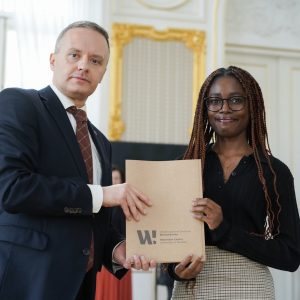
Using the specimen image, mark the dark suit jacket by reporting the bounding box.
[0,86,126,300]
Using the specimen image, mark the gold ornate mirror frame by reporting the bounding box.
[108,23,206,140]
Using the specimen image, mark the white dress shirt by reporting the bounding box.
[50,84,103,213]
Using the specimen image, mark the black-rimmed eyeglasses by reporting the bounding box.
[205,96,246,112]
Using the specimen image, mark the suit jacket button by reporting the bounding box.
[82,248,90,256]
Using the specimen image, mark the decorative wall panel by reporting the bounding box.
[226,0,300,50]
[109,23,205,144]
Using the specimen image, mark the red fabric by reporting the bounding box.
[95,267,132,300]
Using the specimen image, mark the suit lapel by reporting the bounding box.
[38,86,89,182]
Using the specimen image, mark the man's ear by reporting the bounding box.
[49,53,55,71]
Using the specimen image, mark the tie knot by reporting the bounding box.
[66,106,87,123]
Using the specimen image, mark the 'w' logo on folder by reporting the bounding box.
[137,230,157,245]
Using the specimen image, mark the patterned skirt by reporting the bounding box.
[171,246,275,300]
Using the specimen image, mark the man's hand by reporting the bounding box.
[102,183,152,221]
[113,241,157,270]
[174,254,204,280]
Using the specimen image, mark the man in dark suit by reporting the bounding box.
[0,21,155,300]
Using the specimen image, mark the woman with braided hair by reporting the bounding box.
[169,66,300,299]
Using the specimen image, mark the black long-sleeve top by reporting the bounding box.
[205,146,300,272]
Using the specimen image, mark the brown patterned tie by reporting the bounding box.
[67,106,93,184]
[66,106,94,271]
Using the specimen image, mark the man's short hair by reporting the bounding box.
[54,20,109,52]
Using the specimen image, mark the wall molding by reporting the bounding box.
[226,43,300,59]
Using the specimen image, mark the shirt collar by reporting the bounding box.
[50,83,87,112]
[206,143,269,164]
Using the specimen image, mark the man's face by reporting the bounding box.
[50,27,109,106]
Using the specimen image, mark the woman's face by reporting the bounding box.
[206,75,250,140]
[112,170,122,185]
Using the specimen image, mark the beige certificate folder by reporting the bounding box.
[126,159,205,263]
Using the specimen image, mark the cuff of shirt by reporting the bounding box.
[87,184,103,213]
[112,240,126,272]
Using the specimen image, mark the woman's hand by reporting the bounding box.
[191,198,223,230]
[174,254,204,280]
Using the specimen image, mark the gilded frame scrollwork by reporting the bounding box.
[108,23,206,140]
